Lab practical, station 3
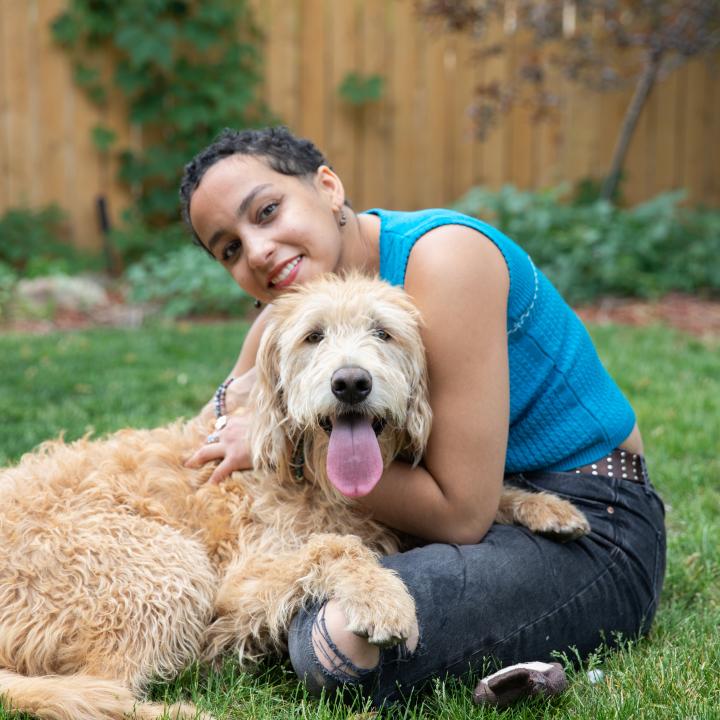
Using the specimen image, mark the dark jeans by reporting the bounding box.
[288,470,666,706]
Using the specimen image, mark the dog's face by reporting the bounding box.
[251,273,432,498]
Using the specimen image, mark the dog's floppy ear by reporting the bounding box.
[403,369,433,466]
[250,318,290,474]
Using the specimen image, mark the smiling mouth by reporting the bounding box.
[269,255,303,287]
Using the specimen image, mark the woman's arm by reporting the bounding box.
[228,304,274,378]
[186,305,273,482]
[357,225,510,544]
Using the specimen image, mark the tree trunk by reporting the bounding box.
[601,49,663,203]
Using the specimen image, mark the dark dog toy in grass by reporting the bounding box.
[473,661,568,708]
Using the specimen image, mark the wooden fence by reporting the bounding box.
[1,0,718,251]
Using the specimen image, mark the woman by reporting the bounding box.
[180,126,666,705]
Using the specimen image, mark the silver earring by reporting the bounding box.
[339,211,347,227]
[253,299,261,309]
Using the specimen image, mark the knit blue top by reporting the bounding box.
[364,208,636,473]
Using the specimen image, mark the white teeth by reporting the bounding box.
[271,256,301,285]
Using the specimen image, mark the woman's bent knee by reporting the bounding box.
[288,600,381,695]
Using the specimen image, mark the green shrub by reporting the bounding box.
[453,186,720,304]
[110,217,188,268]
[52,0,269,228]
[126,244,249,318]
[0,205,98,276]
[0,261,18,320]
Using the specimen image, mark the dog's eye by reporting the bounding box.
[373,328,391,341]
[305,330,324,344]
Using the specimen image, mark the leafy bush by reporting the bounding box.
[126,244,249,318]
[52,0,270,227]
[0,205,98,277]
[110,217,188,268]
[453,186,720,304]
[0,261,18,320]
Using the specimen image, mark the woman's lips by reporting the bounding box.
[269,255,303,288]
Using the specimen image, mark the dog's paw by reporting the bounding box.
[339,572,417,647]
[525,494,591,540]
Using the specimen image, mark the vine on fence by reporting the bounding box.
[52,0,270,228]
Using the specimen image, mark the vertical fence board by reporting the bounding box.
[707,60,720,205]
[298,0,327,143]
[265,0,300,130]
[653,68,680,195]
[0,2,8,207]
[389,0,418,209]
[533,41,558,190]
[36,0,67,210]
[680,60,707,205]
[507,33,534,190]
[479,19,510,190]
[451,33,478,198]
[418,30,447,207]
[672,64,688,193]
[3,0,32,206]
[358,0,390,211]
[326,0,358,202]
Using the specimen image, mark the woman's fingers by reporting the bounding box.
[184,442,225,468]
[207,458,237,485]
[184,411,254,482]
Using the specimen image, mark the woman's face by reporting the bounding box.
[189,154,346,302]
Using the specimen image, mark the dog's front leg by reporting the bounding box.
[203,533,416,664]
[497,487,590,539]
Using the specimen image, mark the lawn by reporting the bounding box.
[0,320,718,719]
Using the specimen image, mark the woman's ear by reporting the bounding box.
[315,165,345,210]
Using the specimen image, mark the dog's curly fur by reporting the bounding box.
[0,274,589,720]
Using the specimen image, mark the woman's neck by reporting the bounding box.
[341,211,381,276]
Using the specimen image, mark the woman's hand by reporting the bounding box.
[186,409,255,484]
[186,367,258,485]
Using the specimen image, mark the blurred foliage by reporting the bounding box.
[572,173,626,207]
[0,262,18,321]
[52,0,270,229]
[338,72,385,105]
[0,206,99,277]
[126,245,250,318]
[109,217,189,268]
[454,185,720,304]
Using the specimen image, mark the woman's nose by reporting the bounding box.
[245,234,275,269]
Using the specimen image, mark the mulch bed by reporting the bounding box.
[575,293,720,339]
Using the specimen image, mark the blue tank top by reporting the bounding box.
[364,208,636,472]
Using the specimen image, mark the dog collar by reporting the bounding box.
[291,442,305,481]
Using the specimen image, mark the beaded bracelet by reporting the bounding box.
[213,377,235,418]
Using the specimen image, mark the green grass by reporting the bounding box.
[1,321,718,719]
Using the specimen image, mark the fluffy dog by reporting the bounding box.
[0,274,588,720]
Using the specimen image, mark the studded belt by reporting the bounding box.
[570,448,648,483]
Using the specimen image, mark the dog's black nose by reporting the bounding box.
[331,366,372,405]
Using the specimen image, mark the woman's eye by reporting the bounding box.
[305,330,324,344]
[222,240,241,262]
[259,202,278,221]
[373,328,391,341]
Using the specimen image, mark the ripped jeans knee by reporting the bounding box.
[289,598,420,698]
[288,601,380,696]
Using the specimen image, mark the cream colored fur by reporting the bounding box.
[0,273,588,720]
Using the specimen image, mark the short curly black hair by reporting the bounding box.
[179,126,330,250]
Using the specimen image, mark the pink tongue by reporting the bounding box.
[327,415,383,498]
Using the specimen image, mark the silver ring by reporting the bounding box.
[206,432,221,444]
